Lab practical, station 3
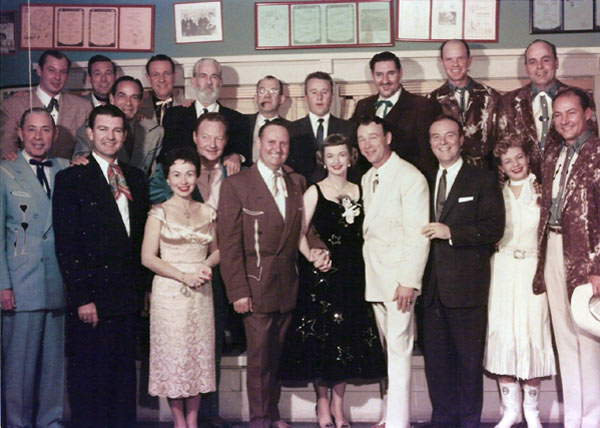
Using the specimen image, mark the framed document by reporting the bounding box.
[56,7,85,47]
[0,11,17,55]
[531,0,599,34]
[174,1,223,44]
[119,6,153,50]
[397,0,498,41]
[89,8,118,48]
[20,5,54,49]
[256,1,392,50]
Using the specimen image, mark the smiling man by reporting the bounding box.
[54,104,149,428]
[428,39,501,169]
[0,50,92,159]
[84,55,117,107]
[351,51,440,172]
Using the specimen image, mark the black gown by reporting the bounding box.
[279,184,386,383]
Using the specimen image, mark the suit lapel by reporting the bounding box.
[561,136,596,212]
[363,155,401,231]
[277,172,301,252]
[249,165,284,224]
[12,153,50,214]
[439,163,468,222]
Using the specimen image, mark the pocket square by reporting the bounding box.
[10,191,31,198]
[458,196,474,203]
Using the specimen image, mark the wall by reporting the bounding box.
[1,0,599,88]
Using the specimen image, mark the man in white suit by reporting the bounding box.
[358,115,430,428]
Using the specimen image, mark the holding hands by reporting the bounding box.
[309,248,332,272]
[422,222,451,240]
[181,264,212,288]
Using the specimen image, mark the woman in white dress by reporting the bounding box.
[484,140,556,428]
[142,147,219,428]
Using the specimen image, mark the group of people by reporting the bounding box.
[0,37,599,428]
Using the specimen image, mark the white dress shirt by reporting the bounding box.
[195,101,219,118]
[36,86,60,125]
[257,160,286,220]
[375,88,401,118]
[434,157,463,201]
[22,150,52,192]
[92,152,130,236]
[308,111,330,139]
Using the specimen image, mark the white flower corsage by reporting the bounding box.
[340,196,361,224]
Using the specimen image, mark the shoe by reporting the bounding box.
[370,423,385,428]
[522,384,542,428]
[271,419,294,428]
[494,382,523,428]
[205,416,230,428]
[316,404,335,428]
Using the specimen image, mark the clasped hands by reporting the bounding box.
[181,264,212,289]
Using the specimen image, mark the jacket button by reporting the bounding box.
[42,234,47,240]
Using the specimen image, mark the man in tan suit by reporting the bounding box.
[218,119,329,428]
[0,50,92,159]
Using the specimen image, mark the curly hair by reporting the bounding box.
[315,133,359,167]
[493,138,534,186]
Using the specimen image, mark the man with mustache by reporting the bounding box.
[160,57,251,176]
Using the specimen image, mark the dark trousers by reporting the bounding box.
[422,294,487,428]
[67,312,137,428]
[244,311,292,428]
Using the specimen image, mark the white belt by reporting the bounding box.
[498,246,538,259]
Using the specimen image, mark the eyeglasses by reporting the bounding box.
[257,88,280,95]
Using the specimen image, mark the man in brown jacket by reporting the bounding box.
[533,87,600,428]
[217,119,329,428]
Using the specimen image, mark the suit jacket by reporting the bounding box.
[0,153,69,311]
[351,88,441,172]
[245,113,291,165]
[53,156,149,317]
[422,162,505,308]
[81,92,106,108]
[73,118,164,176]
[160,102,251,162]
[361,152,430,301]
[428,79,501,167]
[0,90,93,159]
[533,133,600,299]
[139,90,186,123]
[497,80,598,180]
[218,164,316,314]
[287,114,357,183]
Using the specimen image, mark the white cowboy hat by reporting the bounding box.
[571,283,600,338]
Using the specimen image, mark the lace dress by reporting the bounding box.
[148,204,217,397]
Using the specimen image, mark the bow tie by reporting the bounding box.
[94,93,108,103]
[45,98,59,113]
[375,100,393,109]
[155,97,173,107]
[29,159,53,167]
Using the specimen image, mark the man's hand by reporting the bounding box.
[223,153,242,176]
[1,151,18,161]
[393,284,415,313]
[1,289,16,311]
[233,297,253,314]
[590,275,600,297]
[78,302,99,327]
[71,156,90,166]
[422,222,451,240]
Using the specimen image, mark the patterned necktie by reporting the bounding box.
[539,94,549,151]
[436,169,447,221]
[375,100,393,117]
[107,163,133,201]
[316,118,324,147]
[46,98,59,113]
[456,87,467,116]
[29,159,52,198]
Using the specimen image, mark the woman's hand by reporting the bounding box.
[181,271,206,288]
[196,264,213,284]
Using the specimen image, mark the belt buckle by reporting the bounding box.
[513,249,526,260]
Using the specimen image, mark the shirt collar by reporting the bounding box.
[257,113,278,124]
[308,111,330,127]
[373,151,397,177]
[195,101,219,117]
[92,152,118,181]
[530,81,558,99]
[22,149,49,165]
[36,86,60,106]
[564,130,591,154]
[448,77,472,93]
[377,87,402,105]
[439,156,464,174]
[256,159,283,181]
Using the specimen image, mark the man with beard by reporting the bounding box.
[160,58,250,176]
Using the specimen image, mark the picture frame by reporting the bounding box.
[0,11,17,55]
[174,1,223,44]
[531,0,599,34]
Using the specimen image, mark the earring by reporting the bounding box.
[347,163,351,167]
[323,165,327,169]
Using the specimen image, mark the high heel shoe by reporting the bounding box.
[332,414,351,428]
[315,404,335,428]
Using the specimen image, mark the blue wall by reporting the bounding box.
[1,0,598,88]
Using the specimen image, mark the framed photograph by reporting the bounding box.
[531,0,599,34]
[0,11,17,55]
[174,1,223,44]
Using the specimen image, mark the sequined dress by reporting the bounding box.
[279,185,386,382]
[148,204,216,397]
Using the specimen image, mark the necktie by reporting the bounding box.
[29,159,52,198]
[435,169,447,221]
[124,125,135,159]
[555,146,576,223]
[316,118,324,147]
[107,163,133,201]
[46,98,59,113]
[457,87,467,117]
[372,172,379,194]
[272,170,283,197]
[375,100,393,117]
[155,97,173,125]
[539,94,549,151]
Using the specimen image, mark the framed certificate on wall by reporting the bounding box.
[531,0,599,34]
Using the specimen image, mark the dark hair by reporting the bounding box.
[19,107,55,130]
[256,75,283,93]
[304,71,333,93]
[110,75,144,98]
[194,112,229,135]
[524,39,557,64]
[258,118,289,139]
[87,55,116,75]
[355,115,391,135]
[145,54,176,74]
[440,39,470,58]
[38,50,71,71]
[369,51,401,72]
[163,147,201,178]
[88,104,127,129]
[554,87,591,110]
[431,114,464,137]
[315,133,358,167]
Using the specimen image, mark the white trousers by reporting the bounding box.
[544,232,600,428]
[372,301,414,428]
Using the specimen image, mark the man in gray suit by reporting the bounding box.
[83,54,117,107]
[73,76,163,177]
[1,108,70,428]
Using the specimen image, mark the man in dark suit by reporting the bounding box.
[160,57,250,174]
[351,51,440,172]
[218,120,329,428]
[287,71,356,183]
[247,75,288,164]
[83,55,117,108]
[54,104,149,428]
[420,115,504,428]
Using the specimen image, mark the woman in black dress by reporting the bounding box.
[280,134,386,428]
